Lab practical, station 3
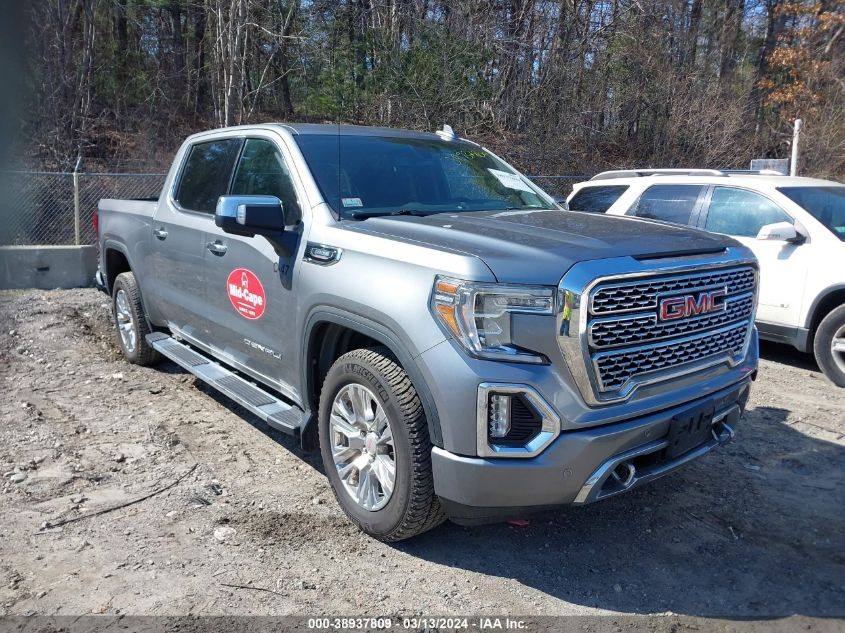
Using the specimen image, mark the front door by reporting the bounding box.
[699,186,809,327]
[202,137,305,400]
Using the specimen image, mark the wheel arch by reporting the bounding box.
[102,241,157,332]
[102,240,133,294]
[301,308,443,450]
[805,284,845,347]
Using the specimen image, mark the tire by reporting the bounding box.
[318,347,445,541]
[813,304,845,387]
[112,272,161,366]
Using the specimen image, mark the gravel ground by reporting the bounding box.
[0,288,843,626]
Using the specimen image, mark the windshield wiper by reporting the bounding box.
[347,208,433,219]
[347,205,551,219]
[500,205,550,210]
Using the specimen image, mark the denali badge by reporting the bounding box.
[659,289,727,321]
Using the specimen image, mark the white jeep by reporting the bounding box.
[566,169,845,386]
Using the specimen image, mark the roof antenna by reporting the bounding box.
[436,124,457,141]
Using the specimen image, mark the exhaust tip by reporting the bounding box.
[609,461,636,488]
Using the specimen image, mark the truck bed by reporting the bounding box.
[99,198,158,217]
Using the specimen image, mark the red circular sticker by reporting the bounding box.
[226,268,266,320]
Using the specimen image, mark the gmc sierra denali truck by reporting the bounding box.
[97,123,759,541]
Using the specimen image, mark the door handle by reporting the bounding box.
[153,228,168,240]
[206,240,228,255]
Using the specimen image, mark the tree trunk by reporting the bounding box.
[277,0,297,116]
[191,1,207,118]
[685,0,702,68]
[169,0,185,107]
[752,0,786,133]
[719,0,744,80]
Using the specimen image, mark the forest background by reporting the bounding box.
[6,0,844,180]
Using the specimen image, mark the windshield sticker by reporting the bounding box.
[488,168,534,193]
[449,148,488,165]
[341,197,363,208]
[227,268,266,320]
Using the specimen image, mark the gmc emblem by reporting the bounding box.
[659,289,727,321]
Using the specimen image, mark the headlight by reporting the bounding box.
[430,276,554,363]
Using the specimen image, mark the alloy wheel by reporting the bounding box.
[115,289,137,353]
[832,323,845,374]
[329,383,396,511]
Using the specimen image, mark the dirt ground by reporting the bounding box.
[0,288,843,626]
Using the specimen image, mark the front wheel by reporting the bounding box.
[814,304,845,387]
[318,347,445,541]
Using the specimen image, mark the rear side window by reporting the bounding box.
[630,184,704,225]
[704,187,791,237]
[568,185,629,213]
[175,139,242,213]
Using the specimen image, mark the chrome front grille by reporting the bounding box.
[589,293,754,348]
[591,267,756,315]
[594,322,749,391]
[557,256,758,405]
[587,265,755,397]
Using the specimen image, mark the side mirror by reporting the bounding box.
[755,221,805,244]
[215,195,286,238]
[553,196,569,210]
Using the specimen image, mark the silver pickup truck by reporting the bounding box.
[97,123,759,541]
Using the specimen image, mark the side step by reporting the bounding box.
[147,333,305,435]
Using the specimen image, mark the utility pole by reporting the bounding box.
[790,119,802,177]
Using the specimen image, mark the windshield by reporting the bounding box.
[294,134,554,218]
[778,185,845,241]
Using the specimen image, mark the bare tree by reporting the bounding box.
[14,0,845,180]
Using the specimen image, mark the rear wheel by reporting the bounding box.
[318,347,445,541]
[112,272,160,366]
[813,304,845,387]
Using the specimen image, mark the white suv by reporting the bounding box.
[566,169,845,386]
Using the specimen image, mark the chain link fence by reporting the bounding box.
[0,171,166,246]
[0,171,583,247]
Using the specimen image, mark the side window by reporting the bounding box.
[175,139,242,213]
[568,185,629,213]
[231,138,302,223]
[630,184,704,225]
[704,187,792,238]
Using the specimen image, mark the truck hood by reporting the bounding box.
[350,209,736,284]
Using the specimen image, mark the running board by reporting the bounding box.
[147,333,304,435]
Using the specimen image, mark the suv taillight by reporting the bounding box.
[92,208,99,235]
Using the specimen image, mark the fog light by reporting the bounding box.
[488,394,511,438]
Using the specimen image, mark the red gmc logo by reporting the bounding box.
[659,289,727,321]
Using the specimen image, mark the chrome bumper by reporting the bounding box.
[573,404,738,504]
[431,378,751,524]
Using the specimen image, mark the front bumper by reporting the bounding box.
[432,377,751,525]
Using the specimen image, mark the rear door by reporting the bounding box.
[698,185,808,327]
[149,137,242,339]
[202,136,306,400]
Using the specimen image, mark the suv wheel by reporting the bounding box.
[112,272,160,366]
[318,347,445,541]
[813,304,845,387]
